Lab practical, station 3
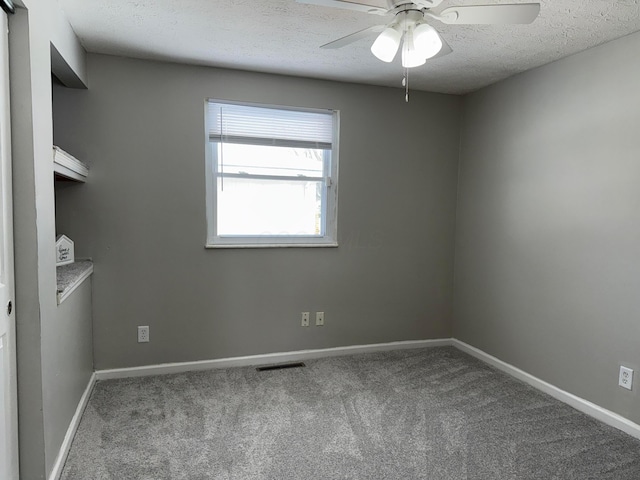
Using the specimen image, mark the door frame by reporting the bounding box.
[0,4,19,480]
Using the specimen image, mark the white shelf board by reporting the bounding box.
[53,146,88,182]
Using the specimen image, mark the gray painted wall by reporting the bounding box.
[43,279,93,473]
[52,54,461,370]
[10,0,91,477]
[454,31,640,424]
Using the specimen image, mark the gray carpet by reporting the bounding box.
[61,347,640,479]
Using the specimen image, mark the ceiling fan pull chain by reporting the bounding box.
[405,67,409,103]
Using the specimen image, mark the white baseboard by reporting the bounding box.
[95,338,453,380]
[452,339,640,441]
[48,372,97,480]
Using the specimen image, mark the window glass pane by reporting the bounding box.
[217,144,325,178]
[217,177,323,236]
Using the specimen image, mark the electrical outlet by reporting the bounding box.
[137,325,150,343]
[301,312,310,327]
[315,312,324,326]
[619,366,633,391]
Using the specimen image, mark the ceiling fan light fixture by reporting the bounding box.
[413,23,443,60]
[371,25,401,62]
[401,27,426,68]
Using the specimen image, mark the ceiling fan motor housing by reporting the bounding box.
[396,9,424,29]
[387,0,445,10]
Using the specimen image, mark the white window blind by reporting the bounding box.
[207,101,334,149]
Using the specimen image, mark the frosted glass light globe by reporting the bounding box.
[401,29,426,68]
[371,26,402,63]
[413,23,443,60]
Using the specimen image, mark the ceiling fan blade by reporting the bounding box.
[297,0,388,15]
[431,34,453,59]
[437,3,540,25]
[321,25,386,49]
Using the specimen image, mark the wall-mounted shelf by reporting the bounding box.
[56,260,93,305]
[53,146,88,182]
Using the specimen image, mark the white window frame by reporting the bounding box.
[205,100,339,248]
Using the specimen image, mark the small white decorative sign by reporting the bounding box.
[56,234,74,266]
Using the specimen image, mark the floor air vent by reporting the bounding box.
[256,362,306,372]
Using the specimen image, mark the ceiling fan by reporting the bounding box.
[297,0,541,69]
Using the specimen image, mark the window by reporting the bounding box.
[205,100,339,247]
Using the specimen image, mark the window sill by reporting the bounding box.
[205,243,338,249]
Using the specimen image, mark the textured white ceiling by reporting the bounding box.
[57,0,640,94]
